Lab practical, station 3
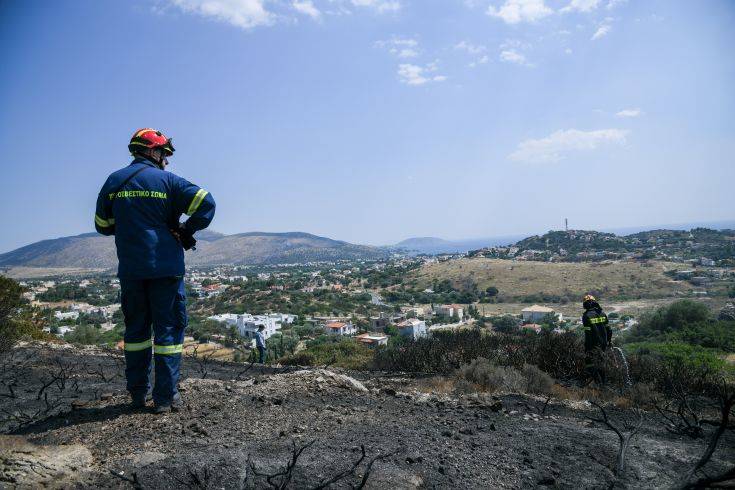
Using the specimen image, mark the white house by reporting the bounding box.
[400,305,429,317]
[324,321,357,336]
[355,332,389,347]
[434,304,464,319]
[268,313,297,324]
[521,305,562,323]
[207,313,239,325]
[396,319,428,340]
[54,311,79,321]
[237,314,280,340]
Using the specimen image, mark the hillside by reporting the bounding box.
[3,342,732,488]
[488,228,735,264]
[408,258,691,302]
[0,231,390,270]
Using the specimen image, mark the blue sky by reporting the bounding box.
[0,0,733,253]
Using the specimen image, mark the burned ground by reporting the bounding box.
[1,343,733,489]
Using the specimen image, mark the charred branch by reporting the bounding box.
[589,402,643,478]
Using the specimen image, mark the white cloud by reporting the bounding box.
[487,0,553,24]
[606,0,627,9]
[591,24,611,40]
[351,0,401,13]
[397,63,447,86]
[560,0,600,14]
[616,108,643,118]
[168,0,274,29]
[376,37,420,58]
[396,48,418,58]
[455,41,488,67]
[498,39,533,66]
[500,49,530,66]
[468,55,489,68]
[509,128,629,163]
[591,19,612,40]
[565,48,573,54]
[292,0,321,19]
[455,40,487,55]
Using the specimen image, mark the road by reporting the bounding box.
[369,291,388,306]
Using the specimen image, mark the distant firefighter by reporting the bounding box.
[255,325,267,364]
[95,128,216,414]
[581,294,612,384]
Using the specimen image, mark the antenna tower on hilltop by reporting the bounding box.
[565,218,568,232]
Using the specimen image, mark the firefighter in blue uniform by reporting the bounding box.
[581,294,612,384]
[95,128,215,413]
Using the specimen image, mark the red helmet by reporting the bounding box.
[128,128,175,156]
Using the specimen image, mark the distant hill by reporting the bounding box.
[504,228,735,263]
[0,231,391,270]
[395,236,523,255]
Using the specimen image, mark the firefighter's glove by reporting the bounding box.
[171,223,197,251]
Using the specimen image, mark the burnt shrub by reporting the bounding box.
[373,329,585,381]
[628,382,658,408]
[521,363,555,395]
[456,357,525,393]
[280,351,315,366]
[455,358,555,395]
[519,332,585,380]
[373,330,501,373]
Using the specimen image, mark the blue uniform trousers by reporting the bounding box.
[120,276,186,406]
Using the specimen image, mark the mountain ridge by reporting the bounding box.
[0,230,390,269]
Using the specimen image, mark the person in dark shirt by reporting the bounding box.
[255,325,267,364]
[581,294,612,384]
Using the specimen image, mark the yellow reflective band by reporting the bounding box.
[589,317,606,324]
[124,339,152,351]
[186,189,208,216]
[154,344,183,355]
[134,128,155,138]
[95,214,114,227]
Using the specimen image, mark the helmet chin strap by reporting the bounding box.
[137,148,168,169]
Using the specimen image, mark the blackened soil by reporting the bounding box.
[1,343,733,489]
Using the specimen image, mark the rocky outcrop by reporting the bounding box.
[719,303,735,321]
[0,436,93,488]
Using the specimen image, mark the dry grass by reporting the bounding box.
[474,298,723,319]
[183,341,237,361]
[409,258,691,301]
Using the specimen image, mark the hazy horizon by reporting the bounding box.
[1,1,734,254]
[1,217,733,255]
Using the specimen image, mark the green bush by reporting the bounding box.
[489,315,520,333]
[281,338,373,369]
[627,300,710,342]
[0,276,44,352]
[624,342,726,372]
[665,320,735,352]
[64,324,103,345]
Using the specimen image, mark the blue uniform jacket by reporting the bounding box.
[94,158,216,279]
[255,331,266,349]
